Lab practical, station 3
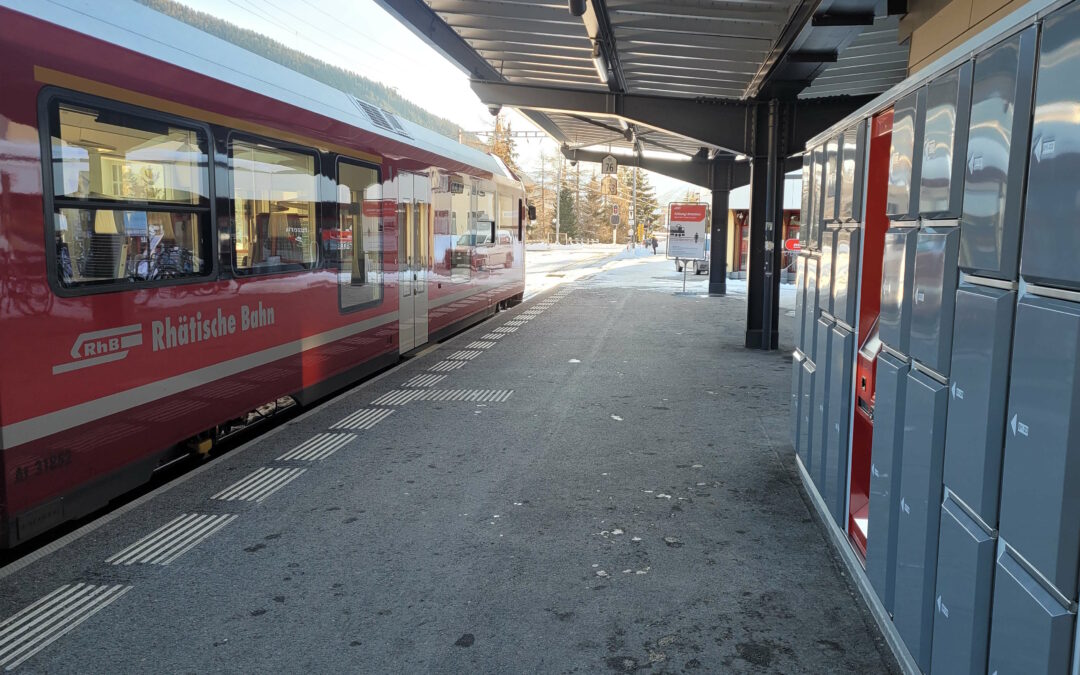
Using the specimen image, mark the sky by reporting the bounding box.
[170,0,702,202]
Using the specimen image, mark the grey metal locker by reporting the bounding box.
[879,226,919,354]
[811,145,826,249]
[866,352,911,614]
[840,121,866,223]
[823,134,840,225]
[1020,1,1080,292]
[792,351,804,457]
[886,88,926,221]
[959,26,1037,280]
[803,256,820,358]
[794,255,807,352]
[986,544,1075,674]
[812,315,835,492]
[825,325,855,526]
[919,62,973,219]
[832,227,861,327]
[819,227,838,314]
[800,153,813,249]
[909,227,961,376]
[998,294,1080,600]
[930,493,995,675]
[943,284,1016,527]
[893,368,949,674]
[800,359,817,476]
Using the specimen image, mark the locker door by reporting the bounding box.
[893,368,949,673]
[800,360,817,476]
[865,352,910,613]
[987,544,1075,674]
[792,352,804,456]
[909,226,961,376]
[998,295,1080,599]
[931,494,995,675]
[879,227,918,355]
[825,325,855,525]
[812,316,835,494]
[942,285,1015,527]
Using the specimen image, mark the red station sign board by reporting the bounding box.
[784,239,801,252]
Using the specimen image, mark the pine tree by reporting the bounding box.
[582,173,607,240]
[489,115,520,174]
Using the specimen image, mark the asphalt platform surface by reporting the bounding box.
[0,281,896,674]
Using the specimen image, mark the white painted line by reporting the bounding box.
[493,326,518,334]
[370,389,425,406]
[403,373,447,387]
[505,320,527,326]
[277,433,356,461]
[480,333,505,340]
[211,467,306,502]
[106,513,238,565]
[429,360,467,372]
[331,408,395,429]
[360,390,513,405]
[447,350,482,361]
[465,341,496,350]
[0,583,132,670]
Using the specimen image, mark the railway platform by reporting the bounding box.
[0,273,896,673]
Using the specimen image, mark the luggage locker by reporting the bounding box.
[998,294,1080,600]
[893,367,949,673]
[986,544,1075,674]
[812,315,835,493]
[825,324,855,526]
[879,227,919,354]
[930,493,995,675]
[942,285,1015,526]
[865,351,911,613]
[909,227,961,376]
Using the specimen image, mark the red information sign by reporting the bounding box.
[669,203,709,222]
[784,239,801,252]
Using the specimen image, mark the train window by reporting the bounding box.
[230,138,318,273]
[498,193,515,240]
[47,99,212,289]
[448,181,471,282]
[333,160,383,310]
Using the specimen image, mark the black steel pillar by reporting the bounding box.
[708,162,730,295]
[745,100,788,350]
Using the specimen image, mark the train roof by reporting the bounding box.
[1,0,513,180]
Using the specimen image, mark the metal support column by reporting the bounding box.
[745,100,788,350]
[708,161,730,295]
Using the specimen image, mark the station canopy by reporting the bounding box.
[377,0,910,161]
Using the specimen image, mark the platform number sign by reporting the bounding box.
[601,154,617,175]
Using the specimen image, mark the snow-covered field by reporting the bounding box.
[524,244,797,311]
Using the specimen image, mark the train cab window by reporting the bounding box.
[46,99,212,288]
[333,160,383,309]
[230,138,318,273]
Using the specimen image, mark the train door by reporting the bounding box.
[398,173,430,353]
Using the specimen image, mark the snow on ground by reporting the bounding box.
[525,244,797,312]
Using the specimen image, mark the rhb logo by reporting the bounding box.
[53,324,143,374]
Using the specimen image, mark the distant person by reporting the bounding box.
[651,237,657,255]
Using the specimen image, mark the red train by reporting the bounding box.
[0,1,527,547]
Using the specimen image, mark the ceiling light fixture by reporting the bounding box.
[592,43,609,85]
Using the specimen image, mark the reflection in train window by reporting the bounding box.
[231,138,318,272]
[46,98,212,289]
[448,181,471,282]
[334,160,383,310]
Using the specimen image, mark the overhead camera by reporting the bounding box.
[488,104,502,117]
[570,160,578,167]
